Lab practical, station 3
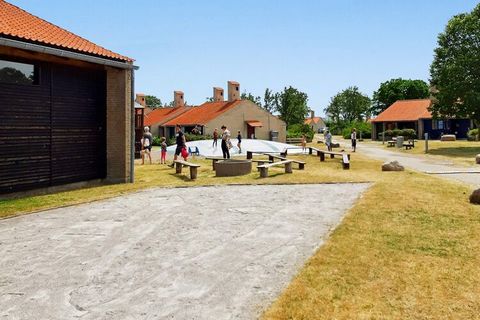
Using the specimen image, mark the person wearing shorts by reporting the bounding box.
[351,128,357,152]
[169,125,186,167]
[221,125,231,159]
[160,137,167,164]
[141,127,153,165]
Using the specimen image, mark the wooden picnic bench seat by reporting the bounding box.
[317,150,350,169]
[257,160,293,178]
[173,160,200,180]
[404,142,414,150]
[387,140,396,147]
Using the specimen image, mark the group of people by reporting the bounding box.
[212,126,242,159]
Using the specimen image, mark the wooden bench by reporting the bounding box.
[317,150,350,169]
[286,138,303,145]
[205,156,225,170]
[387,140,396,147]
[263,153,305,170]
[173,160,200,180]
[257,160,293,178]
[404,142,414,150]
[308,146,323,157]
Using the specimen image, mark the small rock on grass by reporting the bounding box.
[382,160,405,172]
[475,154,480,164]
[470,189,480,205]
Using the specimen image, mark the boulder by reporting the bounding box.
[331,143,340,148]
[382,160,405,172]
[441,134,456,141]
[470,189,480,205]
[476,154,480,165]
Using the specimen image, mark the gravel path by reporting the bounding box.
[0,183,369,320]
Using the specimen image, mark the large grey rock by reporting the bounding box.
[470,189,480,205]
[476,154,480,164]
[382,160,405,171]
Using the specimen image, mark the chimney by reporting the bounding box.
[310,110,315,119]
[213,87,224,102]
[174,91,184,108]
[136,93,146,107]
[227,81,240,101]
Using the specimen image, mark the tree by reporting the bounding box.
[371,78,429,115]
[324,86,370,123]
[145,95,162,108]
[274,86,309,127]
[430,4,480,140]
[241,91,261,107]
[0,67,32,84]
[263,88,277,114]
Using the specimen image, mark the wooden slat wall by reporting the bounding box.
[0,58,107,194]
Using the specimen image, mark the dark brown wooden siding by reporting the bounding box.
[0,56,106,194]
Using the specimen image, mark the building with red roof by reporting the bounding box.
[0,0,136,194]
[144,82,286,142]
[371,99,472,140]
[304,110,326,133]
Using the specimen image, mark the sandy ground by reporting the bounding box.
[0,184,369,320]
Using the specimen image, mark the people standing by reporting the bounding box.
[160,137,167,164]
[325,130,332,151]
[301,134,307,153]
[221,125,231,159]
[169,124,186,167]
[237,130,242,154]
[141,127,153,165]
[213,128,218,148]
[351,128,357,152]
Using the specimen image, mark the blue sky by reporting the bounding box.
[8,0,479,115]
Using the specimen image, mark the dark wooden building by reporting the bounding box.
[0,1,136,194]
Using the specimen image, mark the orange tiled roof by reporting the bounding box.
[163,100,242,126]
[371,99,432,122]
[304,117,323,125]
[0,0,132,62]
[144,106,190,126]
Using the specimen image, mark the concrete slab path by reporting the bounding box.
[0,183,369,320]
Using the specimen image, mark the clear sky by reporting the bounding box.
[8,0,479,116]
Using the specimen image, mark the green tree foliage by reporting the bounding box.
[241,91,261,107]
[325,86,370,123]
[0,67,32,84]
[263,88,277,114]
[274,86,309,127]
[145,95,162,108]
[372,78,429,115]
[430,4,480,139]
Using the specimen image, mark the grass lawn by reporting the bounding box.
[262,169,480,319]
[370,139,480,167]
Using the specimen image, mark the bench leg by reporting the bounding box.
[317,150,321,157]
[320,153,325,161]
[285,162,293,174]
[212,160,216,171]
[269,155,274,162]
[175,162,182,174]
[347,154,351,160]
[342,162,350,170]
[247,151,253,159]
[299,163,305,170]
[257,161,265,171]
[259,167,268,178]
[330,153,335,159]
[309,147,313,155]
[190,166,198,180]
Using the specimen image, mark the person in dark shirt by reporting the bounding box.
[237,130,242,154]
[141,127,153,165]
[212,128,218,148]
[169,125,186,167]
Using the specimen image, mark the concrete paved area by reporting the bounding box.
[0,184,369,320]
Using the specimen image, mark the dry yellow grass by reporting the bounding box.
[262,171,480,319]
[0,150,376,219]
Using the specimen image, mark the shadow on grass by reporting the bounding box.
[427,146,480,159]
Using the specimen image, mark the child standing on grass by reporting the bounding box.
[301,134,307,153]
[160,137,167,164]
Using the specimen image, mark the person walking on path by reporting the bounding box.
[325,130,332,151]
[301,134,307,153]
[351,128,357,152]
[169,125,186,167]
[221,125,231,159]
[237,131,242,154]
[212,128,218,148]
[160,137,167,164]
[141,127,153,165]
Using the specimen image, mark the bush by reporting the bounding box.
[468,128,479,141]
[184,133,213,142]
[341,121,372,139]
[379,128,417,140]
[287,124,314,141]
[152,136,162,146]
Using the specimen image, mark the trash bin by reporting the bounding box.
[270,131,279,141]
[396,136,404,148]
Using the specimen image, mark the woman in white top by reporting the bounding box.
[351,128,357,152]
[221,125,231,159]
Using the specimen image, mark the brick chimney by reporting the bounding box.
[227,81,240,101]
[136,93,146,107]
[213,87,224,102]
[174,91,184,108]
[310,110,315,119]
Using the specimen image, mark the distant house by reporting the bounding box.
[145,81,287,142]
[304,111,326,132]
[371,99,473,140]
[0,1,135,194]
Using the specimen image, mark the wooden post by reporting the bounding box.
[269,155,274,162]
[425,133,429,154]
[319,152,325,161]
[190,166,198,180]
[299,163,305,170]
[330,153,335,159]
[212,159,216,170]
[259,167,268,178]
[175,162,182,174]
[382,122,386,144]
[308,147,313,155]
[285,162,293,173]
[247,151,253,159]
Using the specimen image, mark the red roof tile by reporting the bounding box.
[371,99,432,122]
[144,106,190,126]
[163,100,242,126]
[304,117,323,125]
[0,0,132,62]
